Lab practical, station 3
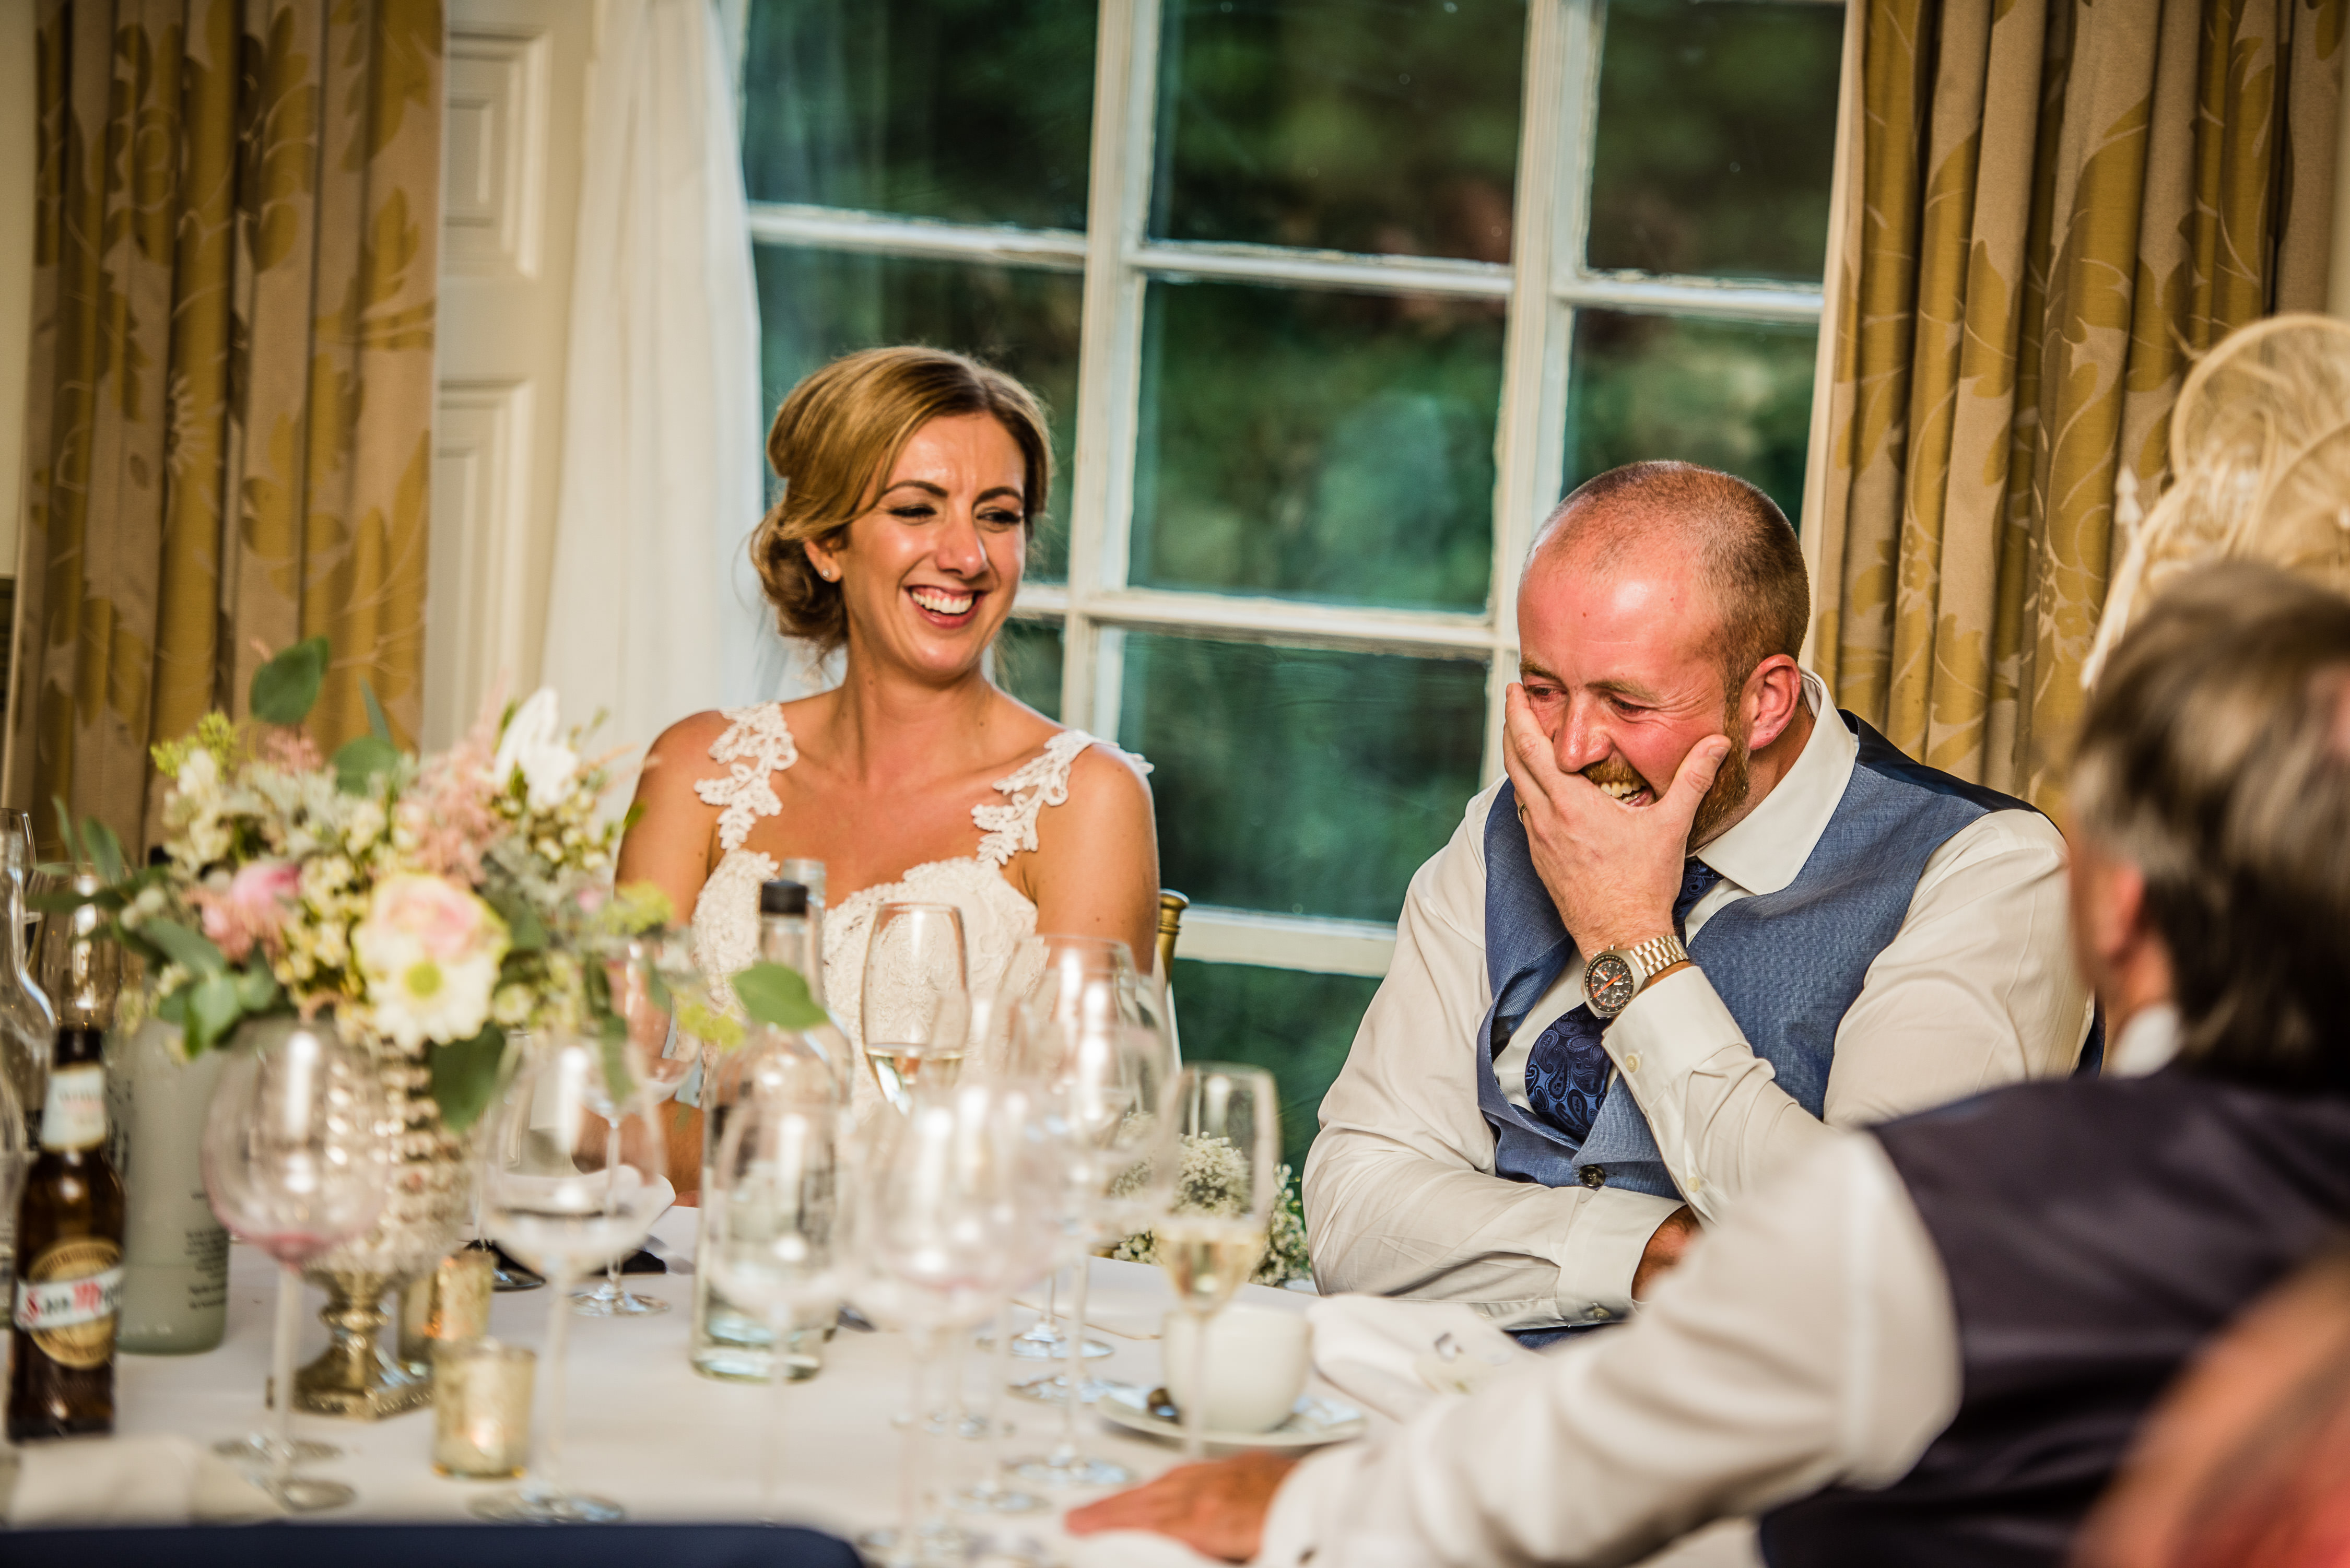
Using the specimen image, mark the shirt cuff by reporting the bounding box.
[1603,966,1754,1208]
[1552,1183,1684,1324]
[1255,1443,1366,1566]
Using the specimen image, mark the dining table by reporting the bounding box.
[101,1204,1343,1561]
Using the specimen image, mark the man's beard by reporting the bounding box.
[1579,709,1753,851]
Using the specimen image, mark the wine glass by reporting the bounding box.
[1007,962,1179,1489]
[998,935,1157,1367]
[860,903,972,1111]
[1163,1063,1280,1460]
[199,1018,391,1511]
[853,1079,1059,1567]
[573,936,698,1317]
[474,1032,672,1523]
[704,1047,848,1519]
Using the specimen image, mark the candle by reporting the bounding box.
[431,1339,534,1478]
[400,1248,496,1371]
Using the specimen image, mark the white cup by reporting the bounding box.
[1160,1305,1312,1433]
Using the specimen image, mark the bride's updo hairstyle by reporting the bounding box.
[751,346,1053,655]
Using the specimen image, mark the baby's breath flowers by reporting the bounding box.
[1110,1133,1313,1286]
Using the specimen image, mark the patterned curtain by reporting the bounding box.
[9,0,442,851]
[1807,0,2344,807]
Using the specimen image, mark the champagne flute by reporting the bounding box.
[199,1018,390,1511]
[860,903,972,1111]
[704,1045,847,1520]
[573,936,698,1317]
[853,1079,1058,1567]
[1008,963,1179,1489]
[1163,1063,1280,1460]
[475,1032,671,1523]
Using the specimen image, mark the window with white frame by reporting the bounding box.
[739,0,1844,1160]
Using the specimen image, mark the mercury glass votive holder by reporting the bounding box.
[401,1247,498,1373]
[431,1339,535,1479]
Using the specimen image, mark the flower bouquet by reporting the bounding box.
[46,637,667,1131]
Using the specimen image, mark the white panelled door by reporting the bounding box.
[427,0,594,748]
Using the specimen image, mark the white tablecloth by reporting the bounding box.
[112,1208,1330,1552]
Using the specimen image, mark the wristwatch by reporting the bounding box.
[1583,934,1690,1019]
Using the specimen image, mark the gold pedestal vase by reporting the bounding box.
[297,1042,471,1419]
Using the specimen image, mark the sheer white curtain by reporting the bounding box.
[540,0,782,763]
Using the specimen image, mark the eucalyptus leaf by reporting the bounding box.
[362,678,395,744]
[81,818,124,885]
[185,971,242,1053]
[155,988,189,1028]
[334,734,402,796]
[484,886,547,953]
[732,962,827,1031]
[51,797,83,867]
[235,959,280,1012]
[142,917,228,976]
[596,1012,636,1107]
[428,1026,507,1133]
[251,636,330,726]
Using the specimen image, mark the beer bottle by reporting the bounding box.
[8,873,126,1441]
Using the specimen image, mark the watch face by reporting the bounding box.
[1585,953,1637,1017]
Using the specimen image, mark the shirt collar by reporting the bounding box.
[1692,670,1852,897]
[2106,1003,2181,1077]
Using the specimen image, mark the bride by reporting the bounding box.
[616,346,1159,1185]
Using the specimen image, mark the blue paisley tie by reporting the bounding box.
[1523,858,1724,1145]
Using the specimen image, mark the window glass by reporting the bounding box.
[1130,280,1503,611]
[1169,959,1379,1171]
[1585,0,1843,281]
[993,620,1064,720]
[753,245,1082,581]
[1118,634,1486,924]
[741,0,1097,231]
[1150,0,1525,260]
[1565,310,1818,526]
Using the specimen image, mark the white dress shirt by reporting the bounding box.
[1302,674,2089,1329]
[1262,1131,1961,1567]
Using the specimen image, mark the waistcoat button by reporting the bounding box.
[1580,1165,1607,1189]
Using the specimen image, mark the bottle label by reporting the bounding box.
[13,1238,124,1368]
[40,1064,105,1151]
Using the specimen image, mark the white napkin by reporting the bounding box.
[0,1434,283,1525]
[1306,1294,1533,1423]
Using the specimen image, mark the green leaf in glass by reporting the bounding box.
[251,636,330,726]
[732,961,827,1031]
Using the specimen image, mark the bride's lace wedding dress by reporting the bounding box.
[685,702,1149,1119]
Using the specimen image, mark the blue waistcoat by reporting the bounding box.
[1477,711,2040,1202]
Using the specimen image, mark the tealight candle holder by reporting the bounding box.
[431,1339,535,1479]
[401,1247,497,1373]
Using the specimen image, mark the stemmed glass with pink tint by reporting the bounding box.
[199,1017,390,1512]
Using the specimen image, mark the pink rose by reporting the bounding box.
[193,859,299,963]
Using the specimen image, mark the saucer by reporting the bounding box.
[1095,1385,1366,1449]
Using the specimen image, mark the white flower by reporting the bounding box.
[176,748,220,799]
[354,874,510,1052]
[491,688,580,811]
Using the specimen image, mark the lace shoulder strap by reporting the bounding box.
[971,730,1151,868]
[692,704,799,853]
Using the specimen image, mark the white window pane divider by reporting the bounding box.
[1173,907,1398,981]
[741,0,1835,976]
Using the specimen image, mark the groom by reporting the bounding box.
[1302,462,2089,1334]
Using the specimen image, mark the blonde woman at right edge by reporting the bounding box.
[616,347,1160,1195]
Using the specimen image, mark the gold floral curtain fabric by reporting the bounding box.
[1808,0,2343,806]
[10,0,441,849]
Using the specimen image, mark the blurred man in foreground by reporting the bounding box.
[1072,564,2350,1567]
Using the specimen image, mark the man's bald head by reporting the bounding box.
[1531,461,1810,690]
